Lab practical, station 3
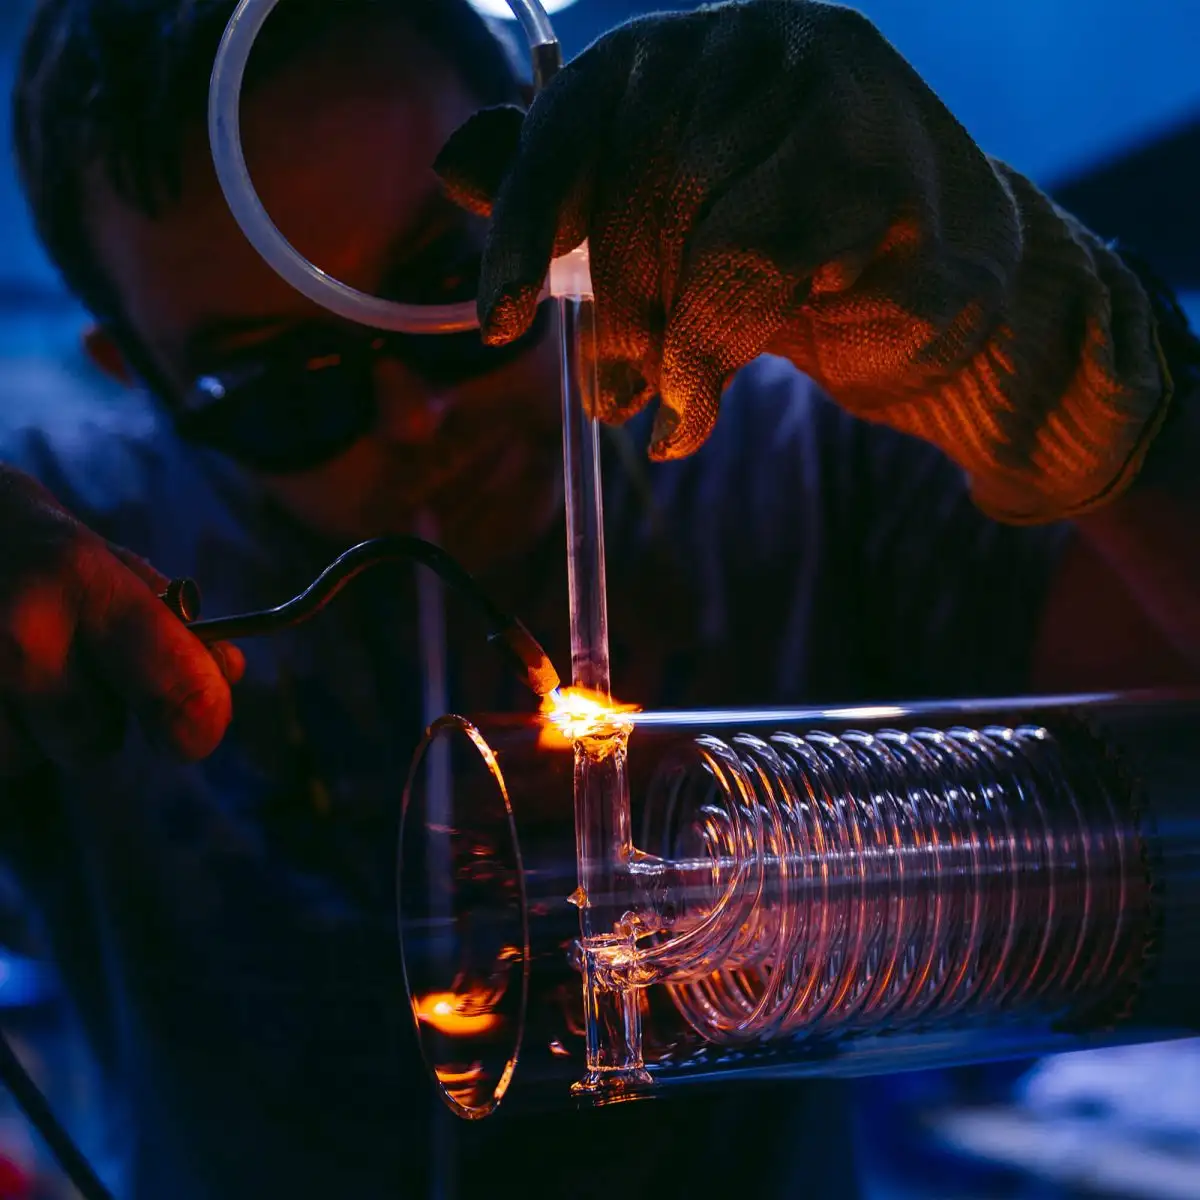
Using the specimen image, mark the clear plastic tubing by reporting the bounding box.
[397,689,1200,1119]
[207,0,561,332]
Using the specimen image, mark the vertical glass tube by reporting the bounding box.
[555,247,611,699]
[553,245,646,1086]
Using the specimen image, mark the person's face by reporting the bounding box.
[85,22,562,571]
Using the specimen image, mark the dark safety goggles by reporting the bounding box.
[170,302,552,475]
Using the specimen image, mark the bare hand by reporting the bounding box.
[0,465,243,777]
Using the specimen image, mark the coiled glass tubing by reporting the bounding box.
[398,692,1199,1118]
[643,720,1144,1046]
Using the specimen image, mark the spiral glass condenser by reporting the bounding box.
[399,691,1200,1119]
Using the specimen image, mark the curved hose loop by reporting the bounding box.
[208,0,562,332]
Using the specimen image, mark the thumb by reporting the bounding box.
[434,105,527,220]
[104,542,245,686]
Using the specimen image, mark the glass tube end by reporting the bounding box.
[398,716,530,1119]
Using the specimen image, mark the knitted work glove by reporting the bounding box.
[435,0,1173,524]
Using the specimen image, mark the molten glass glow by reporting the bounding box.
[538,686,641,748]
[414,992,501,1037]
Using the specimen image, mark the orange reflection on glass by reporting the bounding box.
[538,686,640,749]
[434,1063,485,1086]
[434,1061,488,1109]
[414,991,501,1037]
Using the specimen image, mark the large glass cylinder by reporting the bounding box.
[396,690,1200,1120]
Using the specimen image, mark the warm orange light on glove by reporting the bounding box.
[435,0,1172,524]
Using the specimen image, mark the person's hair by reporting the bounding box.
[12,0,524,323]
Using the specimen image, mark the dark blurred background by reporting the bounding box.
[0,1,1198,1197]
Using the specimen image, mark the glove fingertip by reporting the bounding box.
[480,281,543,346]
[594,360,654,424]
[647,392,719,461]
[647,405,684,461]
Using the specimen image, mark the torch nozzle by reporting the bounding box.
[491,621,561,697]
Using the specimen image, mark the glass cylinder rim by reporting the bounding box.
[398,713,532,1119]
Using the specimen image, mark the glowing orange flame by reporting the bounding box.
[538,686,641,748]
[414,991,501,1037]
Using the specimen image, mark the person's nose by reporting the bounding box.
[371,357,450,446]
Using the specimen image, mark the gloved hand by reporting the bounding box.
[435,0,1172,524]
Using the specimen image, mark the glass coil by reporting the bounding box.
[642,722,1148,1047]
